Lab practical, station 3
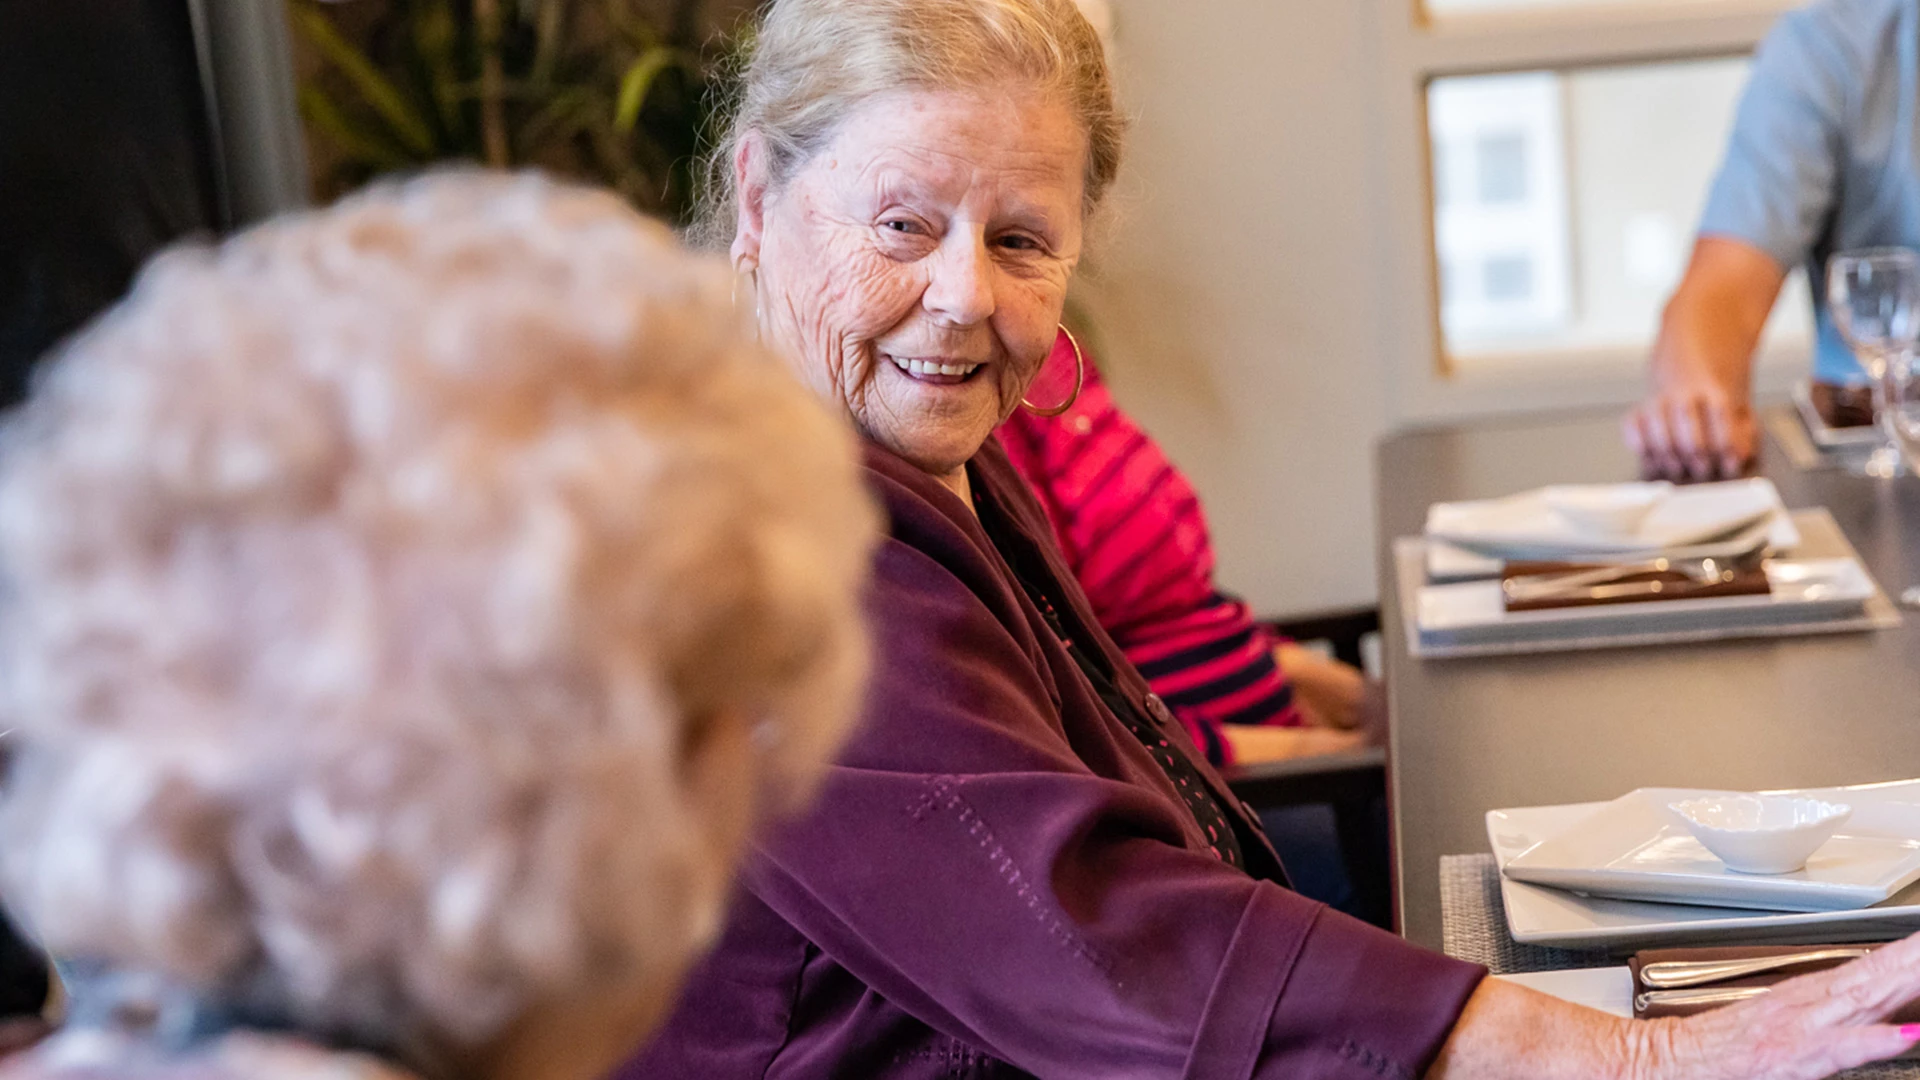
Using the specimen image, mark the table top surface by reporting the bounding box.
[1377,408,1920,948]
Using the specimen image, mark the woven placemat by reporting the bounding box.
[1439,853,1920,1077]
[1439,853,1612,973]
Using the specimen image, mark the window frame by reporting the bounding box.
[1376,0,1806,424]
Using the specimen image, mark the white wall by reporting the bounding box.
[1077,0,1394,615]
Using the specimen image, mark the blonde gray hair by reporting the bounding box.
[0,172,876,1057]
[698,0,1125,247]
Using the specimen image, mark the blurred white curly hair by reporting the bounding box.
[0,171,877,1057]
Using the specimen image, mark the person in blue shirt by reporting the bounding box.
[1627,0,1920,479]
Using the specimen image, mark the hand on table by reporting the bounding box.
[1623,236,1782,483]
[1643,931,1920,1080]
[1274,643,1386,747]
[1623,377,1757,482]
[1431,930,1920,1080]
[1219,723,1366,764]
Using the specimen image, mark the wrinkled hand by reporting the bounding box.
[1623,379,1757,482]
[1646,932,1920,1080]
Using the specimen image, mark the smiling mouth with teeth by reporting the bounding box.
[888,355,984,383]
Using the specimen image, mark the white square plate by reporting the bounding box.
[1503,788,1920,911]
[1400,508,1901,659]
[1416,557,1874,644]
[1426,478,1786,559]
[1487,780,1920,949]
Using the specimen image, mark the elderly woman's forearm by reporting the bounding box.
[1427,979,1654,1080]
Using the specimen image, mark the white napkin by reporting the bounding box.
[1425,478,1788,561]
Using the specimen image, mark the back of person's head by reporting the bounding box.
[0,170,878,1077]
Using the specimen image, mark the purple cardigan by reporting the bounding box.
[622,440,1484,1079]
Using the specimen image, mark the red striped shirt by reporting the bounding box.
[998,333,1302,766]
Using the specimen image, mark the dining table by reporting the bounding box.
[1378,406,1920,951]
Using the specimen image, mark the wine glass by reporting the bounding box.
[1887,344,1920,467]
[1828,248,1920,479]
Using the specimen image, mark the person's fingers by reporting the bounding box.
[1694,397,1733,481]
[1730,932,1920,1051]
[1667,395,1716,481]
[1639,402,1685,479]
[1804,931,1920,1021]
[1278,646,1368,731]
[1700,397,1746,480]
[1626,404,1674,480]
[1797,1022,1920,1078]
[1669,934,1920,1080]
[1623,407,1650,462]
[1724,405,1760,478]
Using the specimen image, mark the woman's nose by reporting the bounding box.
[921,233,996,327]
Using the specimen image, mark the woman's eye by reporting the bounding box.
[882,220,921,234]
[996,235,1041,252]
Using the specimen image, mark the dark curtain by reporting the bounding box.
[0,0,222,408]
[0,0,224,1015]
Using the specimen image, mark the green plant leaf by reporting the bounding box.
[298,86,413,170]
[613,46,679,134]
[409,0,465,139]
[290,1,437,156]
[288,0,715,221]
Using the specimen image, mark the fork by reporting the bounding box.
[1504,545,1768,601]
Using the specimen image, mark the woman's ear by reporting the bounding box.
[731,133,771,272]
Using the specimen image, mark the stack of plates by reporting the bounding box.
[1395,479,1895,658]
[1487,780,1920,949]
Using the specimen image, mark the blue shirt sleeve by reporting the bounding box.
[1698,4,1857,269]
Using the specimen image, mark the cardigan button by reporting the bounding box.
[1143,693,1175,726]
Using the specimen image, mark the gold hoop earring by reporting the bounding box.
[1020,326,1086,417]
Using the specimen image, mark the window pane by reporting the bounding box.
[1476,133,1530,204]
[1428,57,1812,365]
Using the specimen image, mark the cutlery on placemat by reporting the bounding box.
[1504,542,1770,602]
[1639,948,1876,989]
[1500,558,1776,612]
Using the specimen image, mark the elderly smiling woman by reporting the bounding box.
[628,2,1920,1078]
[0,172,877,1080]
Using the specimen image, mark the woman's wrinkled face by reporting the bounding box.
[737,88,1087,484]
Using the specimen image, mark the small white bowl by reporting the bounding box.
[1669,794,1853,875]
[1541,482,1672,537]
